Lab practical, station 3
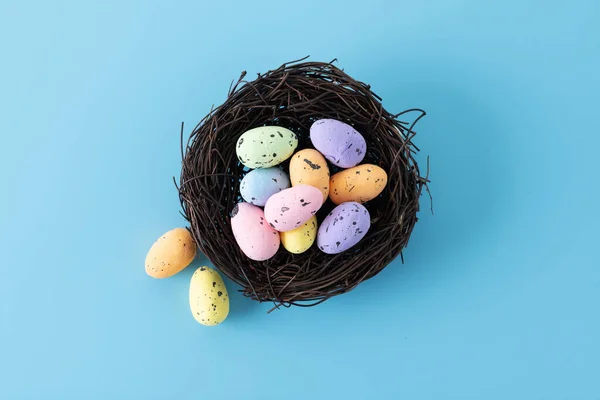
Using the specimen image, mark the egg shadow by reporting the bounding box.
[175,56,519,316]
[224,284,268,323]
[336,61,520,304]
[405,83,515,267]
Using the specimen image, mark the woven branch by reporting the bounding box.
[178,57,427,310]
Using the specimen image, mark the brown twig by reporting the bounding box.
[178,58,428,309]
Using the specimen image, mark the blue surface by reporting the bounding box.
[1,0,599,398]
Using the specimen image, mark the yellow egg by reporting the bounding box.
[289,149,330,202]
[280,215,317,254]
[189,266,229,326]
[329,164,388,205]
[145,228,197,278]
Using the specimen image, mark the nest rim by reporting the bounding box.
[178,57,428,310]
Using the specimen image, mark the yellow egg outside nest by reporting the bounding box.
[189,267,229,326]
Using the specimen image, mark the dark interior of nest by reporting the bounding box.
[178,57,428,310]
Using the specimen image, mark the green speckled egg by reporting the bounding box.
[189,266,229,326]
[236,126,298,168]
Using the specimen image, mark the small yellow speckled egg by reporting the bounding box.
[329,164,388,204]
[280,215,318,254]
[289,149,330,202]
[145,228,196,278]
[189,266,229,326]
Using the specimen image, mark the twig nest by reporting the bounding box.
[178,58,427,308]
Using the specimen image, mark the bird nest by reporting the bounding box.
[178,57,428,310]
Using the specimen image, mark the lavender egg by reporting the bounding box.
[317,202,370,254]
[310,119,367,168]
[240,167,290,207]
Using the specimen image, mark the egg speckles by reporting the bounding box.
[189,266,229,326]
[317,202,371,254]
[264,184,323,232]
[280,215,317,254]
[329,164,388,204]
[240,167,290,206]
[145,228,196,278]
[231,202,280,261]
[289,149,330,202]
[236,126,298,169]
[310,119,366,168]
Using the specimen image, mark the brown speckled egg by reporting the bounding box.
[329,164,388,204]
[145,228,196,278]
[189,266,229,326]
[289,149,330,202]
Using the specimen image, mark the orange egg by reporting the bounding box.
[289,149,330,202]
[329,164,388,204]
[145,228,197,278]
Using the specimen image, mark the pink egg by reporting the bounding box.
[231,202,280,261]
[264,184,323,232]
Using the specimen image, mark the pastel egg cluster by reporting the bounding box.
[233,119,388,260]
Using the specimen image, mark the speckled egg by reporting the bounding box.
[189,266,229,326]
[310,119,366,168]
[145,228,196,278]
[329,164,388,204]
[280,215,317,254]
[240,167,290,206]
[264,184,323,232]
[231,202,280,261]
[236,126,298,169]
[317,202,370,254]
[289,149,330,202]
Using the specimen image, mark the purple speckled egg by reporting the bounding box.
[264,185,323,232]
[310,119,366,168]
[317,202,370,254]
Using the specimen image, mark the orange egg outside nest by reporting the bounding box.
[145,228,197,278]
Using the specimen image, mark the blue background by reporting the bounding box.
[1,0,599,398]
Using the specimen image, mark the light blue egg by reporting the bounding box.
[240,168,291,206]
